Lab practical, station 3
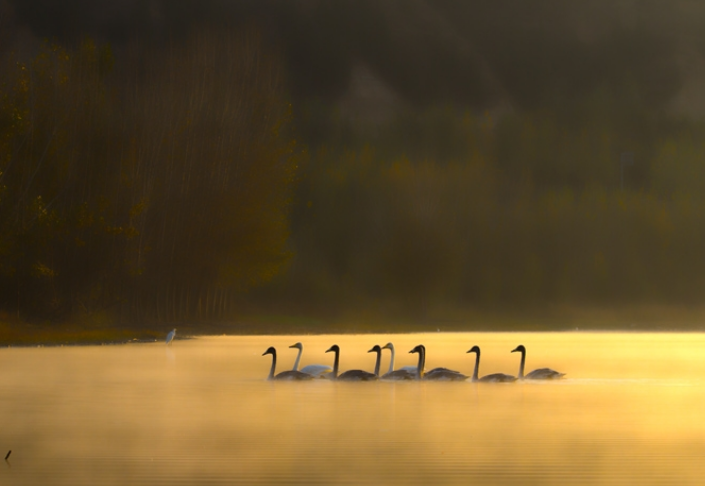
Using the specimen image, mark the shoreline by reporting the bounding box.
[2,305,705,347]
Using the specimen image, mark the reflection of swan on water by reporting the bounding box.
[466,346,516,382]
[408,345,468,381]
[380,343,416,380]
[166,329,176,345]
[263,347,314,381]
[289,342,333,378]
[511,345,565,380]
[325,345,378,381]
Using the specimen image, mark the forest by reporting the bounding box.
[3,1,705,328]
[0,33,299,323]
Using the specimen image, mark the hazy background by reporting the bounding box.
[3,1,705,328]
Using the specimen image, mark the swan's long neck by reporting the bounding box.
[416,348,425,380]
[517,349,526,379]
[268,351,277,380]
[373,350,381,376]
[331,349,340,379]
[292,347,302,371]
[387,346,395,375]
[472,351,480,381]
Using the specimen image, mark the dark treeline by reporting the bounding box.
[270,101,705,317]
[4,2,705,325]
[0,32,299,322]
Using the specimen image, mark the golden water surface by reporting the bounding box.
[0,332,704,485]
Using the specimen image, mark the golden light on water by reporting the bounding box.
[1,332,704,485]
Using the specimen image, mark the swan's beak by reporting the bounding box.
[511,346,521,353]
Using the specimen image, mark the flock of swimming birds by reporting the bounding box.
[261,342,565,382]
[164,329,563,382]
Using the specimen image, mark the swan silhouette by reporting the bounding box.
[325,344,378,381]
[380,343,416,380]
[467,345,516,382]
[289,342,333,378]
[263,347,314,381]
[409,345,468,381]
[511,345,565,380]
[368,344,384,377]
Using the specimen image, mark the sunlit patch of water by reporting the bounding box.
[0,332,704,484]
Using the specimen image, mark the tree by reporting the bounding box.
[0,31,300,322]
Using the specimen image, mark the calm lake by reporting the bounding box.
[0,332,704,485]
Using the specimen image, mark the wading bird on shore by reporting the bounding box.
[166,329,176,345]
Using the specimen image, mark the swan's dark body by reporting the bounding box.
[511,345,565,380]
[263,347,315,381]
[325,344,378,381]
[380,343,416,380]
[409,345,468,381]
[383,369,416,380]
[467,345,516,383]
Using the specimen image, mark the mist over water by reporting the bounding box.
[0,333,703,485]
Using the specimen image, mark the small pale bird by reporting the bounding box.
[166,329,176,345]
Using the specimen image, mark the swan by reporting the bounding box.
[382,343,460,380]
[466,345,516,382]
[408,345,468,381]
[368,345,383,377]
[289,342,333,378]
[262,347,315,381]
[511,344,565,380]
[380,343,416,380]
[325,344,378,381]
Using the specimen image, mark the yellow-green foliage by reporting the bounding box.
[286,108,705,313]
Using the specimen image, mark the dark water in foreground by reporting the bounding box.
[0,332,704,485]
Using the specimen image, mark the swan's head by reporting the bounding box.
[325,344,340,354]
[381,342,394,351]
[262,346,276,357]
[368,345,382,354]
[511,345,526,354]
[289,342,303,350]
[409,344,425,354]
[467,345,480,354]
